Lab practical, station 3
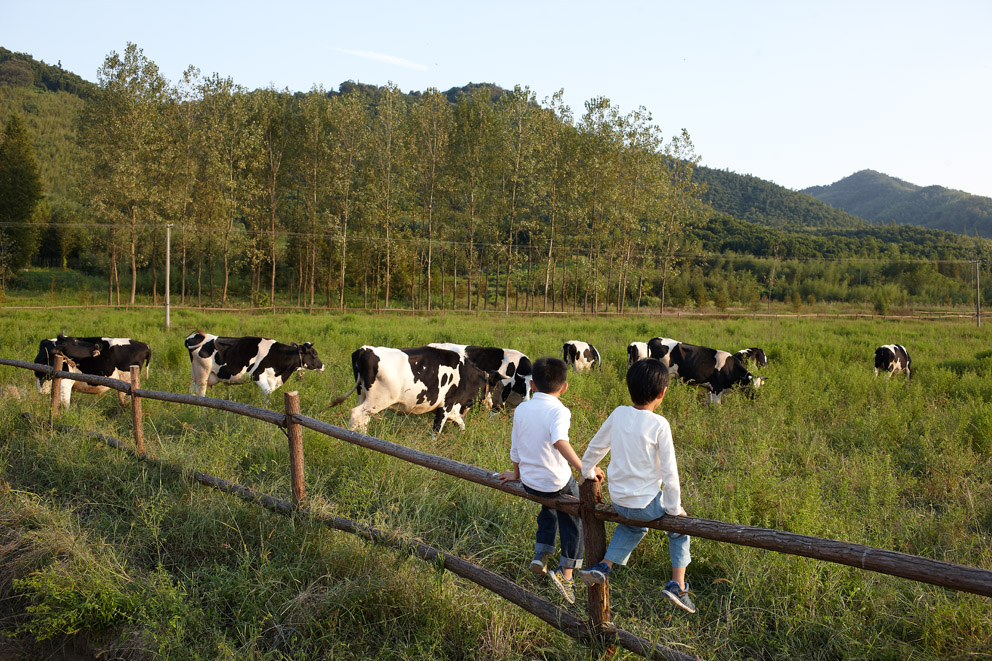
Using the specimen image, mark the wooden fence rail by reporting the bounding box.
[3,356,992,657]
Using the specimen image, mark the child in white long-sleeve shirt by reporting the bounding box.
[578,358,696,613]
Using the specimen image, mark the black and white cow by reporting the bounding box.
[427,343,532,410]
[668,342,766,404]
[562,341,600,373]
[626,341,649,366]
[733,347,768,368]
[647,337,682,369]
[332,345,499,434]
[184,331,323,397]
[874,344,911,379]
[34,334,151,407]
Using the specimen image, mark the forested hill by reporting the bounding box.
[695,166,869,231]
[803,169,992,238]
[0,47,95,98]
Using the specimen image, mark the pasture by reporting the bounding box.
[1,308,990,659]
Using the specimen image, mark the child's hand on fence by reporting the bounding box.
[593,467,605,482]
[495,469,518,483]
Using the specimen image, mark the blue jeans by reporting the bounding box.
[605,491,691,568]
[523,476,584,569]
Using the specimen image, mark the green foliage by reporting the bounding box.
[2,310,992,658]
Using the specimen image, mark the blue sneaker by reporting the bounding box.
[578,561,611,586]
[663,580,697,613]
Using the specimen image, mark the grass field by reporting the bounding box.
[1,308,990,659]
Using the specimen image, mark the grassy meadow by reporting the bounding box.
[1,307,991,659]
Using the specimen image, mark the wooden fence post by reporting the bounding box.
[284,391,306,509]
[580,478,611,635]
[49,354,64,424]
[130,365,146,457]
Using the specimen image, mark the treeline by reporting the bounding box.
[13,43,707,314]
[2,42,992,313]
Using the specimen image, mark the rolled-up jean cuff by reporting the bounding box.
[559,555,583,569]
[668,531,691,568]
[534,542,556,556]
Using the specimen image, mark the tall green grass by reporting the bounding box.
[1,309,990,658]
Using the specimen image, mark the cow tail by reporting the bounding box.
[329,377,361,408]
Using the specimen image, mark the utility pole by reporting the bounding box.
[165,224,172,329]
[977,260,981,328]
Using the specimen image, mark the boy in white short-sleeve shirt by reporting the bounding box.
[498,357,584,604]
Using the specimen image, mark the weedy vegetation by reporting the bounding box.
[1,308,990,659]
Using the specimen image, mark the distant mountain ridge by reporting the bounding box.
[803,169,992,238]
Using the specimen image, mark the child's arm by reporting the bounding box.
[580,411,615,480]
[553,440,583,474]
[497,462,520,483]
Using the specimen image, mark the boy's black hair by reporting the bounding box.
[532,357,568,393]
[626,358,670,405]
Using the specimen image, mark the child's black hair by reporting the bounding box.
[532,357,568,393]
[626,358,670,405]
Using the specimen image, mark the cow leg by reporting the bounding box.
[349,406,372,433]
[59,378,73,408]
[117,390,127,407]
[432,409,448,436]
[446,404,467,431]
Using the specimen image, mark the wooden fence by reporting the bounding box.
[3,356,992,659]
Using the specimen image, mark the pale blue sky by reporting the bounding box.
[4,0,991,197]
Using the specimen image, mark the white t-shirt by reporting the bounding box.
[581,405,681,513]
[509,392,572,492]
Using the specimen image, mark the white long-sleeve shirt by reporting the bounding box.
[509,392,572,492]
[581,406,681,513]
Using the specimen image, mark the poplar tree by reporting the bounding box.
[0,113,43,287]
[80,42,167,305]
[410,88,452,310]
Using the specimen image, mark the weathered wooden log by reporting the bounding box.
[131,388,286,426]
[298,415,992,598]
[292,413,581,515]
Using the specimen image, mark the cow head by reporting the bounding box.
[297,342,324,372]
[55,333,102,361]
[33,338,58,387]
[874,347,892,371]
[627,342,647,366]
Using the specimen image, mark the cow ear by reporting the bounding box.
[303,342,312,349]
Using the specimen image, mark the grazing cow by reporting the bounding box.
[427,343,532,410]
[626,341,649,366]
[874,344,911,379]
[332,345,499,434]
[734,347,768,368]
[668,342,766,404]
[35,334,151,407]
[562,340,601,373]
[184,331,323,397]
[647,337,682,369]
